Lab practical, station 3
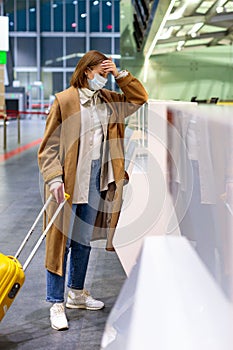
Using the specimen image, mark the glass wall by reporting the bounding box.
[4,0,120,102]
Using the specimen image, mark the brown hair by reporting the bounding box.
[70,50,108,88]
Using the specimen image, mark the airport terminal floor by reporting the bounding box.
[0,118,126,350]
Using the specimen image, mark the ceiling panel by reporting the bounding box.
[132,0,233,57]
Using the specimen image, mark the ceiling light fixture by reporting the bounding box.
[169,0,201,20]
[176,40,185,51]
[159,26,174,40]
[168,3,187,20]
[216,6,224,13]
[188,22,204,37]
[143,0,177,82]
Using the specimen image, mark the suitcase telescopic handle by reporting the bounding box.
[14,193,70,271]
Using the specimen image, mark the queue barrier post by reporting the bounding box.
[17,112,20,145]
[1,110,48,150]
[4,113,7,150]
[0,111,7,150]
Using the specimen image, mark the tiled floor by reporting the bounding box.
[0,118,126,350]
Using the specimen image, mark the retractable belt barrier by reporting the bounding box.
[0,110,48,150]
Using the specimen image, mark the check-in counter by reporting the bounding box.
[167,104,233,300]
[113,100,194,275]
[102,102,233,350]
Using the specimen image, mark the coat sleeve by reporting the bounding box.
[38,98,63,183]
[117,71,148,104]
[104,71,148,119]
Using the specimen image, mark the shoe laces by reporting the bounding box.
[52,303,65,316]
[82,289,91,297]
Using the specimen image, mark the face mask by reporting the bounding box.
[88,73,107,91]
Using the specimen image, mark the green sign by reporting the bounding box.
[0,51,7,64]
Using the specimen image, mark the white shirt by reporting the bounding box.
[72,88,114,204]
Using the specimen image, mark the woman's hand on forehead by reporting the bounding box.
[101,58,119,77]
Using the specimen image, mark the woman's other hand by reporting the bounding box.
[49,182,65,204]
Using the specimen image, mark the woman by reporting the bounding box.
[38,50,148,331]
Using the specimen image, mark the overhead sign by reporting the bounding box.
[0,16,9,51]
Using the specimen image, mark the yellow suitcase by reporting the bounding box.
[0,193,69,322]
[0,254,25,321]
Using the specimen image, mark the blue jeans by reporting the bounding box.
[46,159,101,303]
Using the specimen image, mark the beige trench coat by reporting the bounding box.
[38,72,148,276]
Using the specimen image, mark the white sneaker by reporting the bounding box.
[66,289,104,310]
[50,302,69,330]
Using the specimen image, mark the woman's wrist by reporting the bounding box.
[115,70,129,80]
[48,176,63,186]
[113,70,119,78]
